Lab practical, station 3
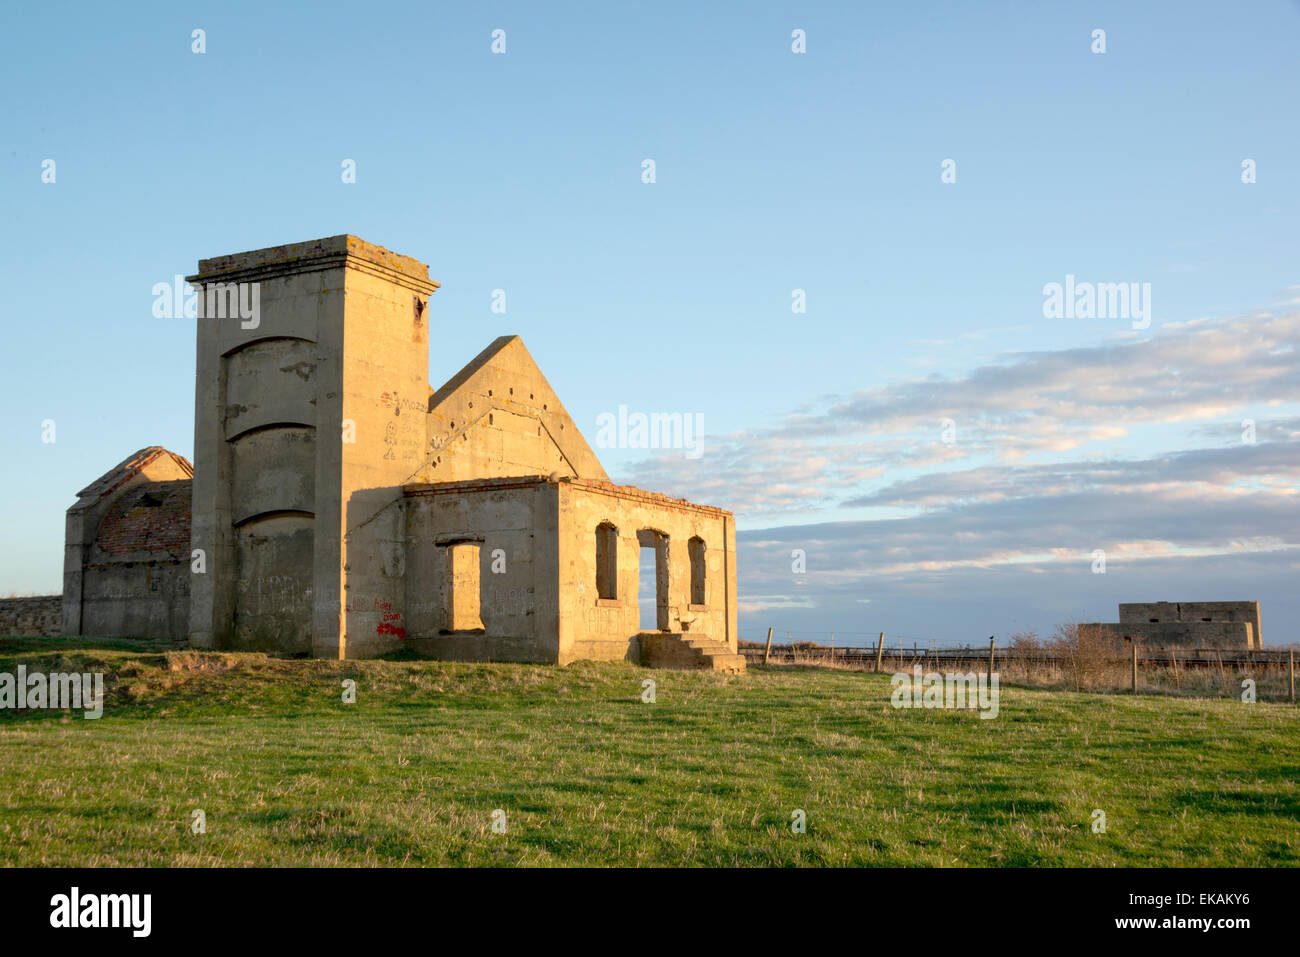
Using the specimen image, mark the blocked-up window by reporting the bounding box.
[596,522,618,600]
[688,536,706,606]
[443,541,484,632]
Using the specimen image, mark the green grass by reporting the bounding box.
[1,637,1297,866]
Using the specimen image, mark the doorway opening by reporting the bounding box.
[636,529,669,631]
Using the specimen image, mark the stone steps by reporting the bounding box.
[639,632,746,674]
[687,642,746,673]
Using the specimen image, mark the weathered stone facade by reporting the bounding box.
[63,447,193,640]
[1086,601,1261,650]
[61,236,740,670]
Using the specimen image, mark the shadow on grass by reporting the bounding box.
[1170,788,1300,819]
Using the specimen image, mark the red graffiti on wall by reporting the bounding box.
[373,596,405,638]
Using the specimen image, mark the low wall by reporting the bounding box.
[0,596,63,637]
[78,561,190,640]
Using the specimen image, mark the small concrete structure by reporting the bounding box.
[62,447,193,640]
[61,236,740,671]
[1087,601,1261,650]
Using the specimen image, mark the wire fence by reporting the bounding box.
[740,641,1295,670]
[738,630,1298,702]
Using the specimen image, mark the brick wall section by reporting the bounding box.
[94,480,192,558]
[0,596,62,636]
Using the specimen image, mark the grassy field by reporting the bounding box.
[1,637,1297,867]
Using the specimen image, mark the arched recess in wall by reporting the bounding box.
[232,509,315,655]
[228,425,316,525]
[232,508,315,528]
[221,334,316,359]
[222,337,318,440]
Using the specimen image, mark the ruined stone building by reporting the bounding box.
[63,447,194,639]
[1086,601,1261,650]
[61,236,741,672]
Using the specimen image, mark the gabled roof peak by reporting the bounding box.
[429,335,522,409]
[75,447,193,502]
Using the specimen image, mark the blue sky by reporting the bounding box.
[2,1,1298,645]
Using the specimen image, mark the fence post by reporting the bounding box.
[1290,650,1295,704]
[1172,647,1180,690]
[830,632,835,661]
[988,637,995,676]
[875,632,885,673]
[1131,642,1138,694]
[762,626,773,666]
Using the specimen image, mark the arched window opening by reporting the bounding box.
[688,536,706,606]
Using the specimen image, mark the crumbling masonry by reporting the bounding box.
[61,236,742,672]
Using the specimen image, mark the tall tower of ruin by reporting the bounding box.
[187,236,438,658]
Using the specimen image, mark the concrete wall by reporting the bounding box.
[231,513,314,653]
[79,560,190,640]
[1089,620,1253,650]
[0,596,62,637]
[423,336,608,484]
[401,479,560,662]
[187,236,437,659]
[1118,601,1261,648]
[333,259,438,660]
[335,495,410,659]
[557,480,736,665]
[64,451,192,638]
[65,468,192,640]
[188,244,343,653]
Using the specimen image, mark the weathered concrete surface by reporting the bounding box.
[394,474,740,667]
[558,479,737,665]
[1088,621,1254,650]
[63,447,193,639]
[0,596,62,636]
[186,241,348,654]
[1119,601,1261,648]
[423,336,609,484]
[64,235,738,667]
[1087,600,1262,649]
[186,235,437,658]
[399,479,558,662]
[638,632,745,673]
